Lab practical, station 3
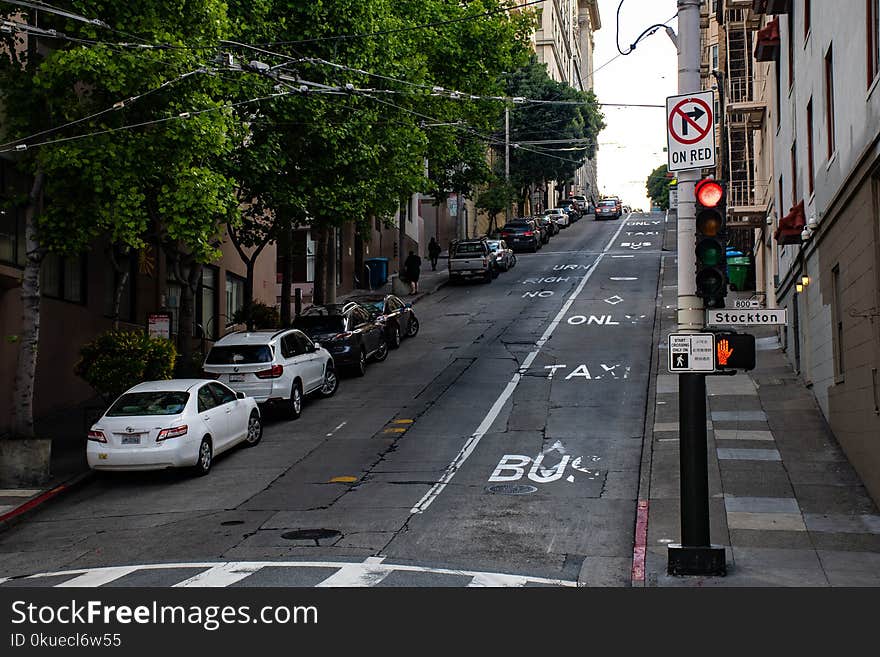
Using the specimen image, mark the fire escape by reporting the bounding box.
[723,3,766,249]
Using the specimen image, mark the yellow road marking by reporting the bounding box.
[392,419,414,424]
[383,428,407,434]
[329,476,357,483]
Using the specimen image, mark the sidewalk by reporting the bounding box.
[640,251,880,586]
[339,255,450,303]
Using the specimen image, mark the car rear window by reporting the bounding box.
[599,201,617,207]
[106,392,189,417]
[502,224,530,233]
[452,242,486,256]
[205,345,273,364]
[293,316,346,334]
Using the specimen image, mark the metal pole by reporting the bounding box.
[505,105,511,223]
[668,0,726,577]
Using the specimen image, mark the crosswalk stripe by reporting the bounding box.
[315,557,390,587]
[173,562,264,587]
[56,566,139,587]
[467,573,529,587]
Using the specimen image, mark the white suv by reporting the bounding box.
[203,329,337,419]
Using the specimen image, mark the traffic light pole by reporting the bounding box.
[668,0,726,577]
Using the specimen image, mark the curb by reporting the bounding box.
[0,469,94,535]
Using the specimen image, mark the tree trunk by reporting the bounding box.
[108,246,130,330]
[326,226,337,304]
[244,261,255,330]
[398,198,407,272]
[279,219,292,326]
[175,259,202,371]
[313,225,326,305]
[11,171,45,439]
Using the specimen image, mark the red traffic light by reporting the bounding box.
[696,179,723,207]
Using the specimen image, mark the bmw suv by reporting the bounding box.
[203,328,338,419]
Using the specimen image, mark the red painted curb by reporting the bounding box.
[631,499,649,583]
[0,471,93,530]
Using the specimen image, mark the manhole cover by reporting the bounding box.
[220,520,245,526]
[281,529,341,541]
[485,484,537,495]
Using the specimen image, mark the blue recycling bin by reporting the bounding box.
[364,257,389,289]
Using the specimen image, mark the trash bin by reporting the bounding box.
[364,257,389,289]
[727,256,750,291]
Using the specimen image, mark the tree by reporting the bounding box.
[0,0,240,436]
[476,178,517,235]
[646,164,672,210]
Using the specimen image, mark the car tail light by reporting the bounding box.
[522,231,533,236]
[255,364,284,379]
[87,430,107,443]
[333,332,352,341]
[157,425,188,441]
[482,258,488,266]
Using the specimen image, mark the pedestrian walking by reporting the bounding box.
[404,250,422,295]
[428,237,441,271]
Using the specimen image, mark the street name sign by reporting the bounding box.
[668,333,716,373]
[706,309,787,326]
[666,91,716,172]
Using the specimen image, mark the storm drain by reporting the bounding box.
[281,529,342,543]
[485,484,537,495]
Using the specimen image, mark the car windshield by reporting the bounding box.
[294,315,346,333]
[106,392,189,417]
[351,299,384,312]
[486,241,501,251]
[205,345,272,364]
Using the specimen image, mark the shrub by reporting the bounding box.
[75,330,177,404]
[232,301,280,329]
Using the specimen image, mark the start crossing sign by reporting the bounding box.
[666,91,716,172]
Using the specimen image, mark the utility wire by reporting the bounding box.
[615,1,676,56]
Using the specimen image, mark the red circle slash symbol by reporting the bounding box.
[668,97,713,145]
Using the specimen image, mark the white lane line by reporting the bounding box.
[326,421,347,437]
[315,557,390,587]
[468,573,529,587]
[611,255,635,258]
[173,562,264,587]
[409,216,633,515]
[55,566,139,587]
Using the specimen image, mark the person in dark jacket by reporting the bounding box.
[404,250,422,294]
[428,237,442,271]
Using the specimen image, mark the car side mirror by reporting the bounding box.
[236,391,246,400]
[405,303,412,308]
[313,342,321,350]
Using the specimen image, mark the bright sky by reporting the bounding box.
[592,0,678,210]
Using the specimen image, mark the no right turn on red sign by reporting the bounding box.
[666,91,716,172]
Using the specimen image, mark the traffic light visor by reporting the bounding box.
[696,180,724,207]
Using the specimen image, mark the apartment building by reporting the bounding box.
[704,0,880,505]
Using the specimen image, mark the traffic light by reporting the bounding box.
[694,178,727,308]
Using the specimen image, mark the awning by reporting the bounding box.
[773,200,805,245]
[754,18,780,62]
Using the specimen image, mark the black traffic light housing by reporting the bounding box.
[694,178,727,308]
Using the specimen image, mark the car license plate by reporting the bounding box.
[229,374,245,382]
[121,435,141,445]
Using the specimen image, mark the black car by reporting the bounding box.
[537,215,559,238]
[347,293,419,349]
[292,302,387,376]
[500,219,542,252]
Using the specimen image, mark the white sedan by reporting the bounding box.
[543,208,570,228]
[86,379,261,476]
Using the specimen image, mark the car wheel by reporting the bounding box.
[244,411,262,447]
[354,348,367,376]
[406,315,420,338]
[373,337,388,362]
[319,365,338,397]
[194,437,212,476]
[288,382,303,419]
[510,254,517,268]
[390,325,402,349]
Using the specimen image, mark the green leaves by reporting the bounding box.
[646,164,671,210]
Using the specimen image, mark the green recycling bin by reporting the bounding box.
[727,256,750,291]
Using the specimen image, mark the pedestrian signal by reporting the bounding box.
[713,332,756,371]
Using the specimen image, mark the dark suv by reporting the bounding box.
[501,219,542,252]
[292,302,387,376]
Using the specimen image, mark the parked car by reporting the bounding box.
[537,215,559,238]
[203,328,337,419]
[86,379,261,476]
[557,199,581,222]
[293,302,388,376]
[543,208,570,228]
[347,293,419,348]
[486,239,516,271]
[500,219,542,252]
[448,237,494,283]
[595,198,622,220]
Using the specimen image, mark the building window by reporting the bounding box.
[778,176,784,215]
[711,44,719,72]
[832,264,844,380]
[787,10,795,89]
[0,208,25,267]
[225,272,245,327]
[825,45,835,159]
[869,0,880,86]
[197,266,218,339]
[775,56,781,128]
[804,0,811,40]
[790,141,798,205]
[806,98,815,194]
[42,253,86,304]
